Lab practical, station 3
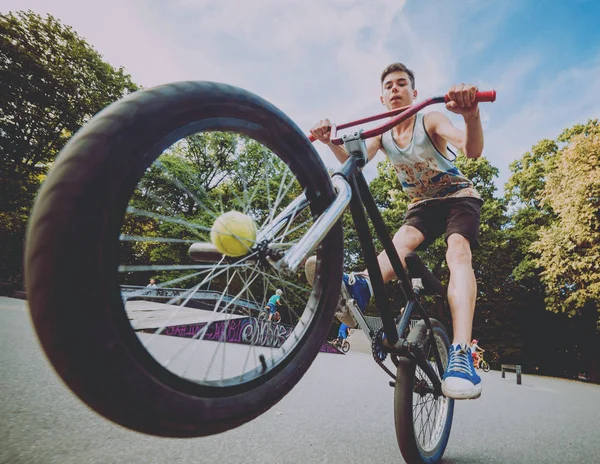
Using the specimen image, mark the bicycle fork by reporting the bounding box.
[273,174,352,275]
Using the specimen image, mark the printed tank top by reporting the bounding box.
[381,113,480,203]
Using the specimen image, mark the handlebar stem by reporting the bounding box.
[341,130,368,168]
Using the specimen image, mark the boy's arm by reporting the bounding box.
[428,112,483,159]
[429,84,484,159]
[310,119,382,164]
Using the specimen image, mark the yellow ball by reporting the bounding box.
[210,211,257,257]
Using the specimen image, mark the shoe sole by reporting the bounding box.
[305,256,358,327]
[304,255,317,287]
[442,382,482,400]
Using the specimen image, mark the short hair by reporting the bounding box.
[380,63,415,89]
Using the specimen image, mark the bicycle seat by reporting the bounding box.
[404,252,444,296]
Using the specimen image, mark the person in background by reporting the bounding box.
[266,289,283,322]
[470,339,485,368]
[337,322,350,346]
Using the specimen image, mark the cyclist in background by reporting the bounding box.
[266,289,283,322]
[337,323,350,346]
[470,339,485,368]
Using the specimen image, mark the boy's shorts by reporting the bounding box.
[267,303,277,314]
[403,197,483,249]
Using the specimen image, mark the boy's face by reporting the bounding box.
[380,71,417,110]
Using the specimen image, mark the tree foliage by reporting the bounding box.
[506,119,600,381]
[0,10,138,282]
[532,130,600,322]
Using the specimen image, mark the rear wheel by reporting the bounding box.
[25,81,343,437]
[394,319,455,464]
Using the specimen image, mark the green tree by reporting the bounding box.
[120,131,312,317]
[532,132,600,320]
[505,119,600,381]
[0,10,139,284]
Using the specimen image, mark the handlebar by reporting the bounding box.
[308,90,496,145]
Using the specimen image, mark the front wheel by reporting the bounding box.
[394,319,455,464]
[25,81,344,437]
[341,340,350,353]
[480,360,490,372]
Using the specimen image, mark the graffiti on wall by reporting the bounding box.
[142,317,291,349]
[141,316,343,353]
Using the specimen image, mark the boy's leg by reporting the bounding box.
[304,210,428,327]
[370,225,425,282]
[446,233,477,345]
[444,198,482,345]
[442,198,483,399]
[267,304,274,321]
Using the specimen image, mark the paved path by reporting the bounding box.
[2,297,599,464]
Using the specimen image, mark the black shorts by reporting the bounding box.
[403,197,483,249]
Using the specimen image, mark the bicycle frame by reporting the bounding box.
[275,91,496,395]
[344,154,446,394]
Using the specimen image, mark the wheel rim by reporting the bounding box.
[118,130,322,388]
[413,332,451,453]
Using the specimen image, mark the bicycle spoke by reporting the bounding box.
[119,130,324,387]
[120,235,198,244]
[154,159,220,221]
[411,332,451,453]
[126,206,209,234]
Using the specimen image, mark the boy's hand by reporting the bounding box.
[446,84,479,119]
[310,119,332,144]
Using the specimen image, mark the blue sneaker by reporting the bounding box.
[304,257,372,327]
[442,344,482,399]
[335,272,372,327]
[342,272,372,312]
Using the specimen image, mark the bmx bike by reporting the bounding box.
[330,337,350,353]
[476,353,491,372]
[258,308,281,323]
[25,80,494,463]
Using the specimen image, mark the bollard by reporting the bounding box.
[501,364,522,385]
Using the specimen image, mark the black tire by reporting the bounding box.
[341,340,350,353]
[394,319,455,464]
[25,81,343,437]
[481,360,490,372]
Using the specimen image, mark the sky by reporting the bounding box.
[6,0,600,196]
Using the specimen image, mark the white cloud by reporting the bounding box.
[4,0,234,87]
[7,0,599,198]
[485,54,600,193]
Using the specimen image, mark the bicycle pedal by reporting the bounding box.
[411,278,424,292]
[389,380,396,387]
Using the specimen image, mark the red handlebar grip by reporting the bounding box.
[475,90,496,102]
[308,134,316,142]
[444,90,496,103]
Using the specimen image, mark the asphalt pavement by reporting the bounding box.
[2,297,599,464]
